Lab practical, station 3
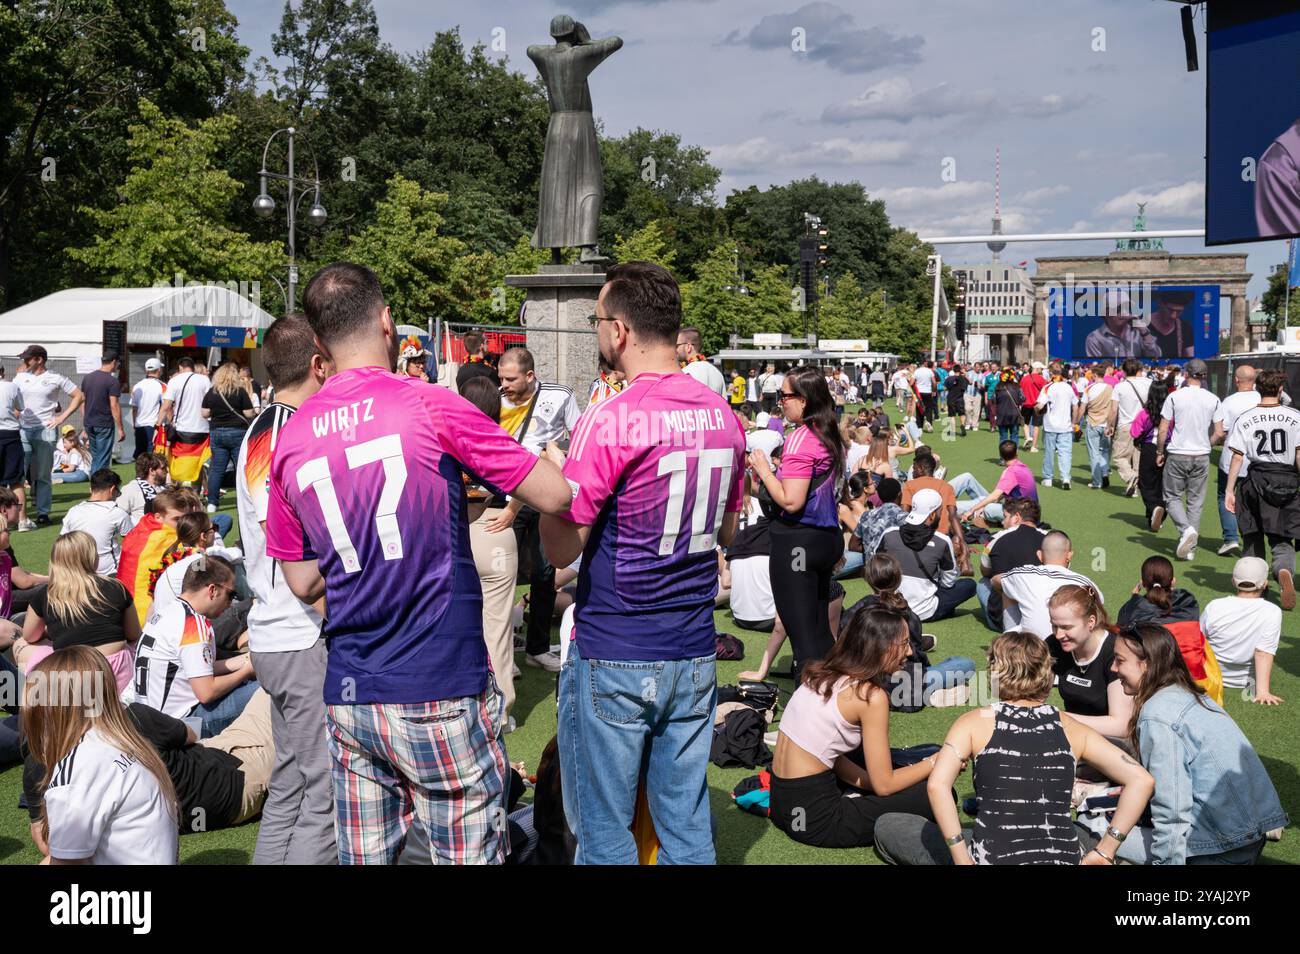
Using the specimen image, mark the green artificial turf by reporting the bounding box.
[1,417,1296,865]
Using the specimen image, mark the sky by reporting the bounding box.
[227,0,1290,315]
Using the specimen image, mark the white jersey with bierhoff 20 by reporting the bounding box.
[1226,404,1300,469]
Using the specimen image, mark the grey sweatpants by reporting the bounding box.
[1162,453,1209,537]
[251,637,338,865]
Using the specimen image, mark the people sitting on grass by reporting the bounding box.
[877,488,976,623]
[116,452,168,528]
[901,452,958,538]
[50,426,89,484]
[951,440,1038,528]
[1046,584,1134,747]
[1200,556,1284,706]
[872,630,1154,865]
[836,472,872,580]
[977,498,1045,631]
[995,530,1102,639]
[768,604,940,849]
[1100,624,1289,864]
[59,468,132,576]
[23,646,273,855]
[21,646,179,865]
[1116,555,1222,704]
[853,476,907,560]
[135,556,257,738]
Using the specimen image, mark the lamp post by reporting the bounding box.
[253,127,327,313]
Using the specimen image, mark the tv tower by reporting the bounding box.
[987,147,1006,262]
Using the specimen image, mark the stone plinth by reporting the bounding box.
[505,264,605,399]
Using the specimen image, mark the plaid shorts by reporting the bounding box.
[326,684,509,864]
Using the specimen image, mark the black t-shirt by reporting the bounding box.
[28,577,132,649]
[983,524,1046,627]
[457,360,500,393]
[202,387,253,430]
[1151,318,1194,359]
[1047,631,1119,717]
[80,370,122,429]
[23,703,244,831]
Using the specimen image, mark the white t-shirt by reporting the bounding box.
[683,360,727,398]
[136,598,216,718]
[116,479,152,528]
[999,564,1103,639]
[0,381,24,432]
[60,500,133,575]
[164,371,211,434]
[237,403,325,653]
[760,372,783,395]
[729,556,775,623]
[150,545,242,620]
[746,426,783,459]
[1200,595,1282,689]
[845,440,872,476]
[1160,385,1220,456]
[52,447,86,474]
[1214,391,1262,474]
[890,370,908,392]
[501,383,581,456]
[13,369,76,429]
[1226,403,1300,473]
[1112,375,1152,429]
[42,726,178,865]
[913,367,935,394]
[131,377,166,428]
[1037,381,1079,434]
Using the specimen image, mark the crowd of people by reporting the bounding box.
[0,264,1294,866]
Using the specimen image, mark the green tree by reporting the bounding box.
[612,220,677,271]
[1259,262,1291,337]
[65,101,283,297]
[682,243,795,352]
[816,272,871,341]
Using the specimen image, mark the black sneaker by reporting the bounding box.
[34,514,50,527]
[1101,476,1110,489]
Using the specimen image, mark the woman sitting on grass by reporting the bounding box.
[873,631,1154,865]
[768,604,939,849]
[1100,624,1288,864]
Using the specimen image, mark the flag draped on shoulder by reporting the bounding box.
[117,513,177,625]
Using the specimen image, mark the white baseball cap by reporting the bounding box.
[755,412,771,427]
[905,487,943,525]
[145,358,163,371]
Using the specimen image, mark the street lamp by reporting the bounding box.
[254,126,326,313]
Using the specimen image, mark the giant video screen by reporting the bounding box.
[1046,283,1220,363]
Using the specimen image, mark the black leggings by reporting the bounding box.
[1137,442,1166,522]
[768,521,843,680]
[769,770,934,849]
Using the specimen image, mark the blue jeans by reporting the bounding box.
[1041,430,1073,484]
[206,427,246,505]
[558,642,716,865]
[998,424,1020,446]
[835,549,864,580]
[1083,424,1111,486]
[948,472,1004,523]
[923,656,977,703]
[210,512,233,539]
[928,577,978,622]
[88,425,115,474]
[975,576,1001,631]
[192,678,260,738]
[0,654,20,767]
[1216,467,1239,546]
[20,425,54,516]
[53,470,88,483]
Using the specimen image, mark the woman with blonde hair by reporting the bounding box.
[22,646,179,864]
[200,362,256,512]
[874,631,1154,865]
[14,532,139,691]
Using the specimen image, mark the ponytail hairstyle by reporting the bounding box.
[842,470,873,505]
[1139,555,1174,615]
[1047,582,1110,631]
[802,604,910,701]
[1115,623,1210,750]
[783,365,846,476]
[864,553,909,614]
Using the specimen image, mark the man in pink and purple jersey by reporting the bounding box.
[265,262,571,865]
[540,262,746,865]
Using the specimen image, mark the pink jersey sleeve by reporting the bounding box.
[266,452,315,561]
[560,405,624,526]
[994,468,1017,496]
[779,426,830,479]
[424,387,538,495]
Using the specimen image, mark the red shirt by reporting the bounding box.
[1019,372,1047,407]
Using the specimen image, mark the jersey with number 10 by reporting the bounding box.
[561,371,745,661]
[265,366,538,705]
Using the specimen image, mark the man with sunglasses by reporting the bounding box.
[135,555,258,738]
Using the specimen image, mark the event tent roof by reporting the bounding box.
[0,285,277,360]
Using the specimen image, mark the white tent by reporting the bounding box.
[0,285,277,367]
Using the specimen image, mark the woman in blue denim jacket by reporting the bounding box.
[1111,624,1288,864]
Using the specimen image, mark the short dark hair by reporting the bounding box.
[1003,497,1040,524]
[177,356,195,371]
[911,455,935,477]
[135,452,166,479]
[998,439,1018,462]
[1122,358,1140,378]
[181,554,234,593]
[0,487,18,509]
[877,477,902,504]
[89,468,121,494]
[498,347,534,375]
[302,261,386,348]
[602,261,681,347]
[460,375,501,420]
[462,332,484,355]
[263,314,321,390]
[678,326,702,350]
[1257,368,1288,398]
[101,351,119,366]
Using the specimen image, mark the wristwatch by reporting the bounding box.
[1106,825,1127,843]
[945,832,965,847]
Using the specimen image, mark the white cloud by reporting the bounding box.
[1009,93,1090,118]
[1096,181,1205,219]
[726,2,924,74]
[869,181,991,211]
[823,77,1087,125]
[1018,185,1071,204]
[706,135,914,171]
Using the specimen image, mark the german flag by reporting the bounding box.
[152,424,167,454]
[168,435,211,484]
[117,513,177,625]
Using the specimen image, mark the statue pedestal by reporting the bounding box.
[505,264,605,399]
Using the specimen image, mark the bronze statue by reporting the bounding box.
[528,15,622,264]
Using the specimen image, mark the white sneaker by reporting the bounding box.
[17,519,35,533]
[1176,527,1199,560]
[525,651,562,673]
[929,684,971,708]
[1217,541,1241,557]
[1042,477,1053,487]
[206,504,217,515]
[504,716,517,735]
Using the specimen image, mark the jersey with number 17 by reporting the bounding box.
[265,366,539,705]
[561,371,746,661]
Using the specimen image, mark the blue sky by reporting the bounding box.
[228,0,1289,308]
